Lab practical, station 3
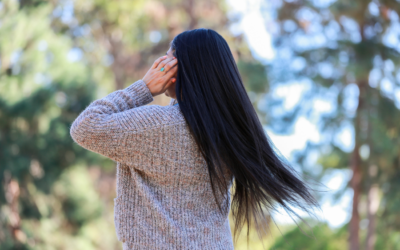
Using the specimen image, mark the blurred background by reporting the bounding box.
[1,0,400,249]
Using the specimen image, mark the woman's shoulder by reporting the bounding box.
[143,103,182,118]
[119,103,185,132]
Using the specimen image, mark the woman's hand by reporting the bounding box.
[142,56,178,97]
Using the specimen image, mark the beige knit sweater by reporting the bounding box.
[70,79,234,250]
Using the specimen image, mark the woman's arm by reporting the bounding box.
[69,79,154,160]
[69,56,178,164]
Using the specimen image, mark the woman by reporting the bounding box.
[70,28,318,250]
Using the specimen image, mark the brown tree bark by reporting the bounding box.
[366,183,379,250]
[3,171,26,244]
[365,89,378,250]
[349,141,361,250]
[349,81,366,250]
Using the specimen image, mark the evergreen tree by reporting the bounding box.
[0,1,111,248]
[0,0,269,248]
[260,0,400,249]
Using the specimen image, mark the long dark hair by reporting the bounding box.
[170,28,319,246]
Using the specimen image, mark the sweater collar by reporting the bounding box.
[169,98,178,106]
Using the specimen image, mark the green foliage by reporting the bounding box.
[55,165,103,229]
[0,0,115,248]
[6,0,400,248]
[266,0,400,248]
[271,222,348,250]
[0,0,258,249]
[237,60,269,93]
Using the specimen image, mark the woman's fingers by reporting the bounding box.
[157,57,176,71]
[152,56,167,69]
[163,58,178,72]
[164,63,178,78]
[167,77,176,85]
[164,77,176,91]
[146,55,177,96]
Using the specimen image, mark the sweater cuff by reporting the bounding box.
[123,79,154,106]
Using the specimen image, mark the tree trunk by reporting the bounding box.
[349,82,366,250]
[4,171,26,243]
[366,183,379,250]
[366,89,378,250]
[349,143,361,250]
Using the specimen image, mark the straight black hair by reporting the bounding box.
[170,28,319,247]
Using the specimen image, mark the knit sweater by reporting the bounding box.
[70,79,234,250]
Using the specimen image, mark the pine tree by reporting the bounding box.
[0,1,106,248]
[262,0,400,249]
[0,0,266,248]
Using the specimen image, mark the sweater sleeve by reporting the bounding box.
[70,79,158,162]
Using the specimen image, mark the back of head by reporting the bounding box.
[171,28,319,248]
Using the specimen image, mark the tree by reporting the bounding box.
[0,1,111,248]
[259,0,400,249]
[271,221,348,250]
[50,0,244,105]
[0,0,269,248]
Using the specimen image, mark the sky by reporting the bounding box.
[225,0,353,228]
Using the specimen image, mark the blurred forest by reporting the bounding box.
[1,0,400,249]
